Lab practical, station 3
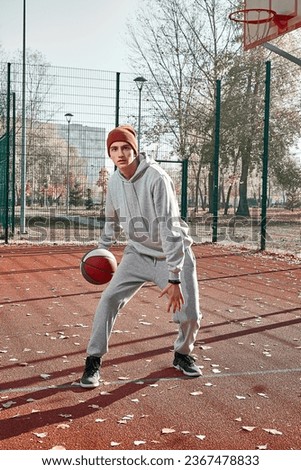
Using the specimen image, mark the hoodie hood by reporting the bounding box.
[117,152,153,183]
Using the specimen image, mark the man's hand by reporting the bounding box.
[159,283,184,313]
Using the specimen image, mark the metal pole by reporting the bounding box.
[263,43,301,67]
[181,158,188,220]
[115,72,120,128]
[137,88,142,153]
[64,113,73,215]
[5,63,11,244]
[20,0,26,233]
[12,92,16,234]
[260,61,271,251]
[66,121,70,215]
[212,79,221,243]
[114,72,120,172]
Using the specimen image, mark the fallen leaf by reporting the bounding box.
[33,432,47,438]
[196,434,206,440]
[263,428,282,435]
[241,426,256,432]
[110,441,121,447]
[134,440,146,446]
[3,401,16,408]
[257,392,269,399]
[256,444,268,450]
[57,424,70,429]
[121,414,134,421]
[40,374,51,380]
[190,391,203,396]
[161,428,176,434]
[236,395,246,400]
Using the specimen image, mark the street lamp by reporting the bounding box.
[65,112,73,215]
[134,76,147,153]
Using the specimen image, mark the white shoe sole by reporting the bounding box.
[79,380,100,388]
[173,364,202,377]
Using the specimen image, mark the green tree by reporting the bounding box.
[272,156,301,211]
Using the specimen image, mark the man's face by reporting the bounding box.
[109,141,136,171]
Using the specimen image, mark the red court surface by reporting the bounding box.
[0,243,300,451]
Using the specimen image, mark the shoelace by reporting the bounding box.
[85,359,99,374]
[182,355,195,365]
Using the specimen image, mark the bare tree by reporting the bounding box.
[128,0,233,213]
[128,0,301,217]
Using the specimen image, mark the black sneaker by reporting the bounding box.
[80,356,101,388]
[173,352,202,377]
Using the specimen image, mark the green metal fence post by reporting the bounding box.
[114,72,120,173]
[5,63,11,244]
[181,158,188,220]
[212,79,221,243]
[261,61,271,251]
[12,91,16,234]
[115,72,120,128]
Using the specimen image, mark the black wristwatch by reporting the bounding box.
[168,279,181,285]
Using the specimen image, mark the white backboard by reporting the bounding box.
[242,0,301,49]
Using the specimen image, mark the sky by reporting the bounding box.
[0,0,141,72]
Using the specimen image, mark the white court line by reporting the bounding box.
[1,366,301,395]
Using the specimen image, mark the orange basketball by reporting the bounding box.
[80,248,117,285]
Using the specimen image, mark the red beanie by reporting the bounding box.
[107,125,138,156]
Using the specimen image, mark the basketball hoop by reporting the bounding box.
[230,1,301,50]
[229,8,276,25]
[229,8,276,50]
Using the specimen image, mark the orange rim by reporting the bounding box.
[229,8,276,25]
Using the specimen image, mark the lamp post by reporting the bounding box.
[65,113,73,215]
[134,76,147,153]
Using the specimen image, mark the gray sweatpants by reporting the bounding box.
[87,246,201,358]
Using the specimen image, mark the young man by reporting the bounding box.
[80,125,202,388]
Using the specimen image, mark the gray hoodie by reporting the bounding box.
[99,153,192,281]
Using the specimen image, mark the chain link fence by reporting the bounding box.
[0,63,183,245]
[0,62,300,255]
